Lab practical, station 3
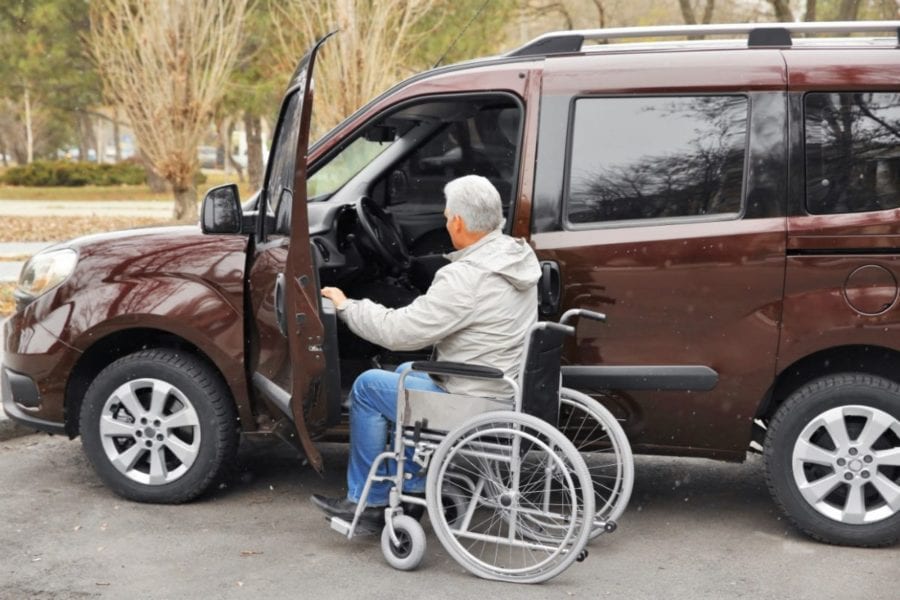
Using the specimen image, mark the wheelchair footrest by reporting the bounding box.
[330,516,351,535]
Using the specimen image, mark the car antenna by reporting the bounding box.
[432,0,491,69]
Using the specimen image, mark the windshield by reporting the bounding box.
[307,135,394,199]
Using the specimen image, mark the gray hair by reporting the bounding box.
[443,175,503,233]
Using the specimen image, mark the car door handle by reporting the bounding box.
[539,261,561,316]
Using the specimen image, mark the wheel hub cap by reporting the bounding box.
[99,378,201,486]
[792,404,900,525]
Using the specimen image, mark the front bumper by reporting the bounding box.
[3,307,79,436]
[1,367,65,434]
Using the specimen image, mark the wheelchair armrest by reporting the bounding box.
[410,361,504,380]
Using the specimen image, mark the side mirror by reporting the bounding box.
[201,184,243,234]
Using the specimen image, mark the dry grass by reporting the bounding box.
[0,282,14,317]
[0,171,254,202]
[0,184,173,202]
[0,215,178,243]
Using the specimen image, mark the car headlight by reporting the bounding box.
[16,248,78,299]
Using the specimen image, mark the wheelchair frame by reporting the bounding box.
[326,309,633,583]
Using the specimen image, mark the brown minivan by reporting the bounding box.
[4,21,900,547]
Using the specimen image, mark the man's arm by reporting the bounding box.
[326,265,478,351]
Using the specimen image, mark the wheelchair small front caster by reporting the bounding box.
[576,549,589,562]
[604,521,617,533]
[381,515,426,571]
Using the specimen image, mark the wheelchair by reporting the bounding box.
[326,309,634,584]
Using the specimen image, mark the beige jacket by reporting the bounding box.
[338,229,541,398]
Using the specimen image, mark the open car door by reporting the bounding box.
[273,32,335,472]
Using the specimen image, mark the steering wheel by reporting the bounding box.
[356,196,411,270]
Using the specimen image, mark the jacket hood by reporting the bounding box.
[447,229,541,291]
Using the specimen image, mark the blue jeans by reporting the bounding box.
[347,362,445,506]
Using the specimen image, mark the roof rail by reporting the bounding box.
[507,20,900,57]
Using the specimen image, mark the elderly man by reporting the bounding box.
[311,174,540,525]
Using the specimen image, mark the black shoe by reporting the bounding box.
[310,494,385,525]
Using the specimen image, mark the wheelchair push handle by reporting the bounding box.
[560,308,607,325]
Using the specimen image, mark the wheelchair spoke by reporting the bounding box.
[426,412,597,583]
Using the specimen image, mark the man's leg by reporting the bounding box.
[346,364,443,506]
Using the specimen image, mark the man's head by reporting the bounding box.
[443,175,503,250]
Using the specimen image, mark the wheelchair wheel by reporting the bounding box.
[381,515,426,571]
[559,387,634,539]
[425,411,594,584]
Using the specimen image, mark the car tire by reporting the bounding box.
[764,372,900,547]
[80,349,238,504]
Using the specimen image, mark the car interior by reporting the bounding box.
[288,93,523,385]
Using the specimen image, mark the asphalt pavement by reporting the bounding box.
[1,435,898,600]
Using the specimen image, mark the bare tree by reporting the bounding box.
[678,0,716,25]
[837,0,863,20]
[766,0,866,22]
[678,0,715,40]
[89,0,249,222]
[766,0,794,21]
[273,0,442,137]
[522,2,576,29]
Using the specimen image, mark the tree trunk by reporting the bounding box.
[78,111,97,163]
[701,0,715,24]
[225,119,245,182]
[113,107,122,162]
[768,0,794,21]
[23,86,33,164]
[837,0,862,21]
[804,0,817,21]
[245,112,264,191]
[215,116,227,170]
[0,136,8,166]
[172,183,198,222]
[95,115,105,164]
[140,149,168,192]
[679,0,715,38]
[678,0,697,24]
[590,0,606,27]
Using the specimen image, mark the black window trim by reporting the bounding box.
[560,92,752,231]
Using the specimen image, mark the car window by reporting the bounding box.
[307,135,395,199]
[382,106,521,220]
[564,96,748,225]
[266,91,302,238]
[805,92,900,215]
